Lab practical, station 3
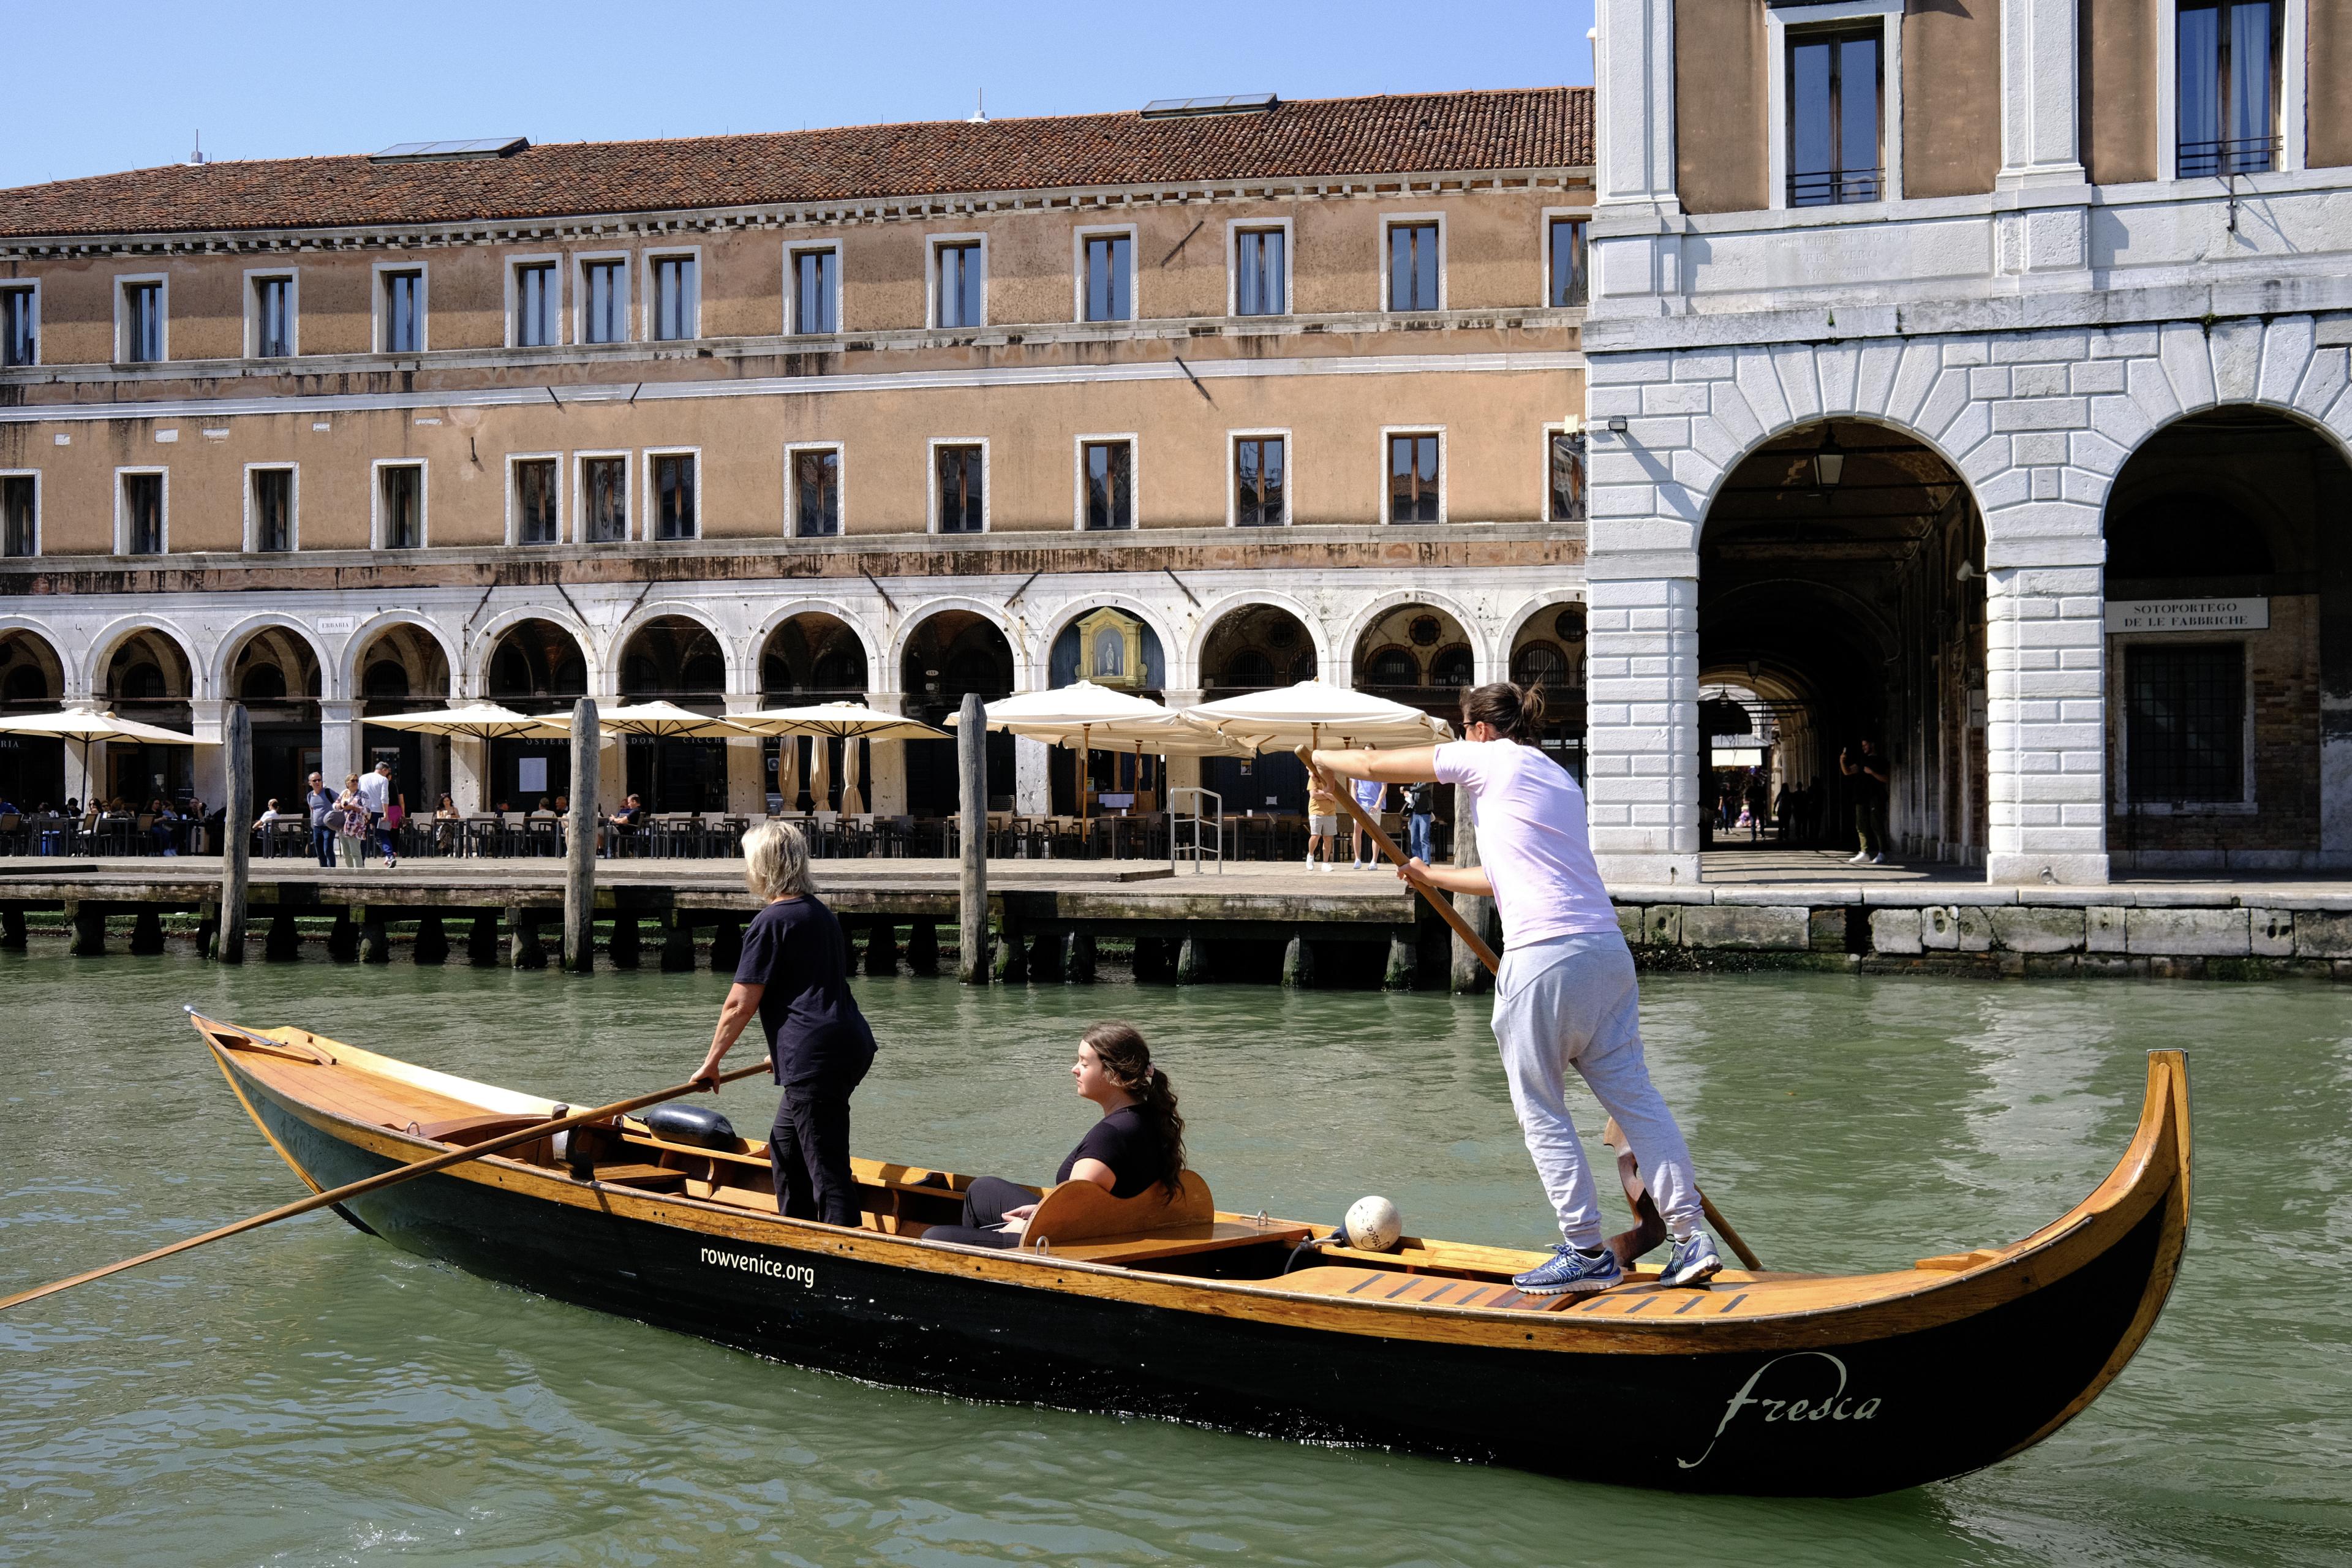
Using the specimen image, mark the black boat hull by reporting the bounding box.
[252,1079,2177,1496]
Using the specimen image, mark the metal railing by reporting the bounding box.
[1787,166,1883,207]
[2177,136,2278,178]
[1169,786,1224,874]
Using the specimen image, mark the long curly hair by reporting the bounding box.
[1082,1020,1186,1198]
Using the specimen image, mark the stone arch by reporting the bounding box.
[477,614,592,707]
[605,601,739,695]
[0,619,70,707]
[341,611,461,703]
[1186,590,1331,690]
[211,614,332,703]
[886,598,1034,695]
[466,605,595,699]
[83,617,200,701]
[1039,592,1178,693]
[749,599,883,695]
[1336,589,1490,684]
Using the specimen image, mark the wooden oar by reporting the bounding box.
[1297,746,1765,1272]
[0,1027,772,1314]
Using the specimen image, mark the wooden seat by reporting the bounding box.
[589,1163,689,1191]
[1006,1171,1311,1265]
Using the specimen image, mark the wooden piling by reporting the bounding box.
[608,912,642,969]
[905,919,940,976]
[1175,932,1207,984]
[1282,933,1316,988]
[219,703,251,965]
[863,921,900,977]
[993,910,1028,983]
[1027,929,1063,982]
[2,903,32,951]
[508,904,548,970]
[1066,932,1098,983]
[359,905,391,963]
[1450,809,1493,994]
[68,901,105,956]
[327,910,359,963]
[194,900,219,959]
[265,911,302,961]
[1384,930,1418,990]
[564,698,598,974]
[658,911,696,972]
[710,913,742,974]
[957,691,989,985]
[412,911,450,964]
[129,907,165,955]
[465,913,500,967]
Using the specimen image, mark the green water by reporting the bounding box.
[2,949,2347,1567]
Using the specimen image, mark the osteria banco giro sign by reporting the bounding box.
[2103,598,2269,635]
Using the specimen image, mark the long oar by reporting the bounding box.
[0,1023,772,1314]
[1297,747,1765,1272]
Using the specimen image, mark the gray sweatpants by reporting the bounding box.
[1491,932,1703,1248]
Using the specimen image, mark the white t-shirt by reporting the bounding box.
[356,772,393,814]
[1431,739,1618,945]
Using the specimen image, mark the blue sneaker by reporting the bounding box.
[1512,1243,1624,1295]
[1656,1231,1722,1289]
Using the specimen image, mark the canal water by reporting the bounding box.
[1,949,2346,1566]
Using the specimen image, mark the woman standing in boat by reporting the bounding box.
[1310,680,1719,1295]
[689,821,876,1226]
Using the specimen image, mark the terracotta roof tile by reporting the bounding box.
[0,87,1591,241]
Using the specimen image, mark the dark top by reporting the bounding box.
[1403,782,1434,814]
[1055,1104,1163,1199]
[733,895,875,1086]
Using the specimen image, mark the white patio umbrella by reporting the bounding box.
[956,682,1250,826]
[0,707,197,801]
[841,737,865,816]
[1183,680,1455,750]
[362,702,555,741]
[525,699,745,739]
[729,702,943,816]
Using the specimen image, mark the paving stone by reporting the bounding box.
[1990,907,2086,953]
[2127,907,2250,956]
[1870,908,1923,955]
[1678,905,1809,949]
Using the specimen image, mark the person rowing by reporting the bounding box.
[921,1022,1186,1249]
[1310,679,1721,1295]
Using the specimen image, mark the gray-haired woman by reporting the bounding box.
[690,821,876,1226]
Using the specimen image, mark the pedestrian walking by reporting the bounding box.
[333,775,367,869]
[1402,779,1436,865]
[357,761,398,869]
[1841,740,1891,865]
[305,771,335,867]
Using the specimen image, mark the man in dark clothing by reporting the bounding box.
[690,821,875,1226]
[1841,740,1892,865]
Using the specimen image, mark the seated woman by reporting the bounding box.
[924,1022,1186,1250]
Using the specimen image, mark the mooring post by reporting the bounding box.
[219,702,251,965]
[1449,810,1492,995]
[957,691,989,985]
[564,697,599,974]
[1282,933,1316,988]
[1384,929,1418,990]
[1175,930,1207,984]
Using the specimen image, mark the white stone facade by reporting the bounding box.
[1583,0,2352,885]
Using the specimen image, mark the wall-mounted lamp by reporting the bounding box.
[1746,658,1760,683]
[1606,415,1629,434]
[1812,427,1845,488]
[1955,561,1980,583]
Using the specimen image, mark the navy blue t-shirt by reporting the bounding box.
[733,895,875,1085]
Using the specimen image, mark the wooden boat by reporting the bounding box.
[190,1013,2190,1496]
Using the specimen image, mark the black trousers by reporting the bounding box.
[769,1071,867,1226]
[919,1174,1036,1250]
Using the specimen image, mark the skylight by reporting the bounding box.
[371,137,530,163]
[1140,94,1278,119]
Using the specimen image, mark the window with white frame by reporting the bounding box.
[1,473,36,557]
[1547,218,1588,307]
[933,240,983,329]
[1080,231,1133,322]
[1080,439,1134,530]
[119,280,165,363]
[649,254,698,341]
[579,259,627,344]
[380,269,424,352]
[1385,221,1441,312]
[789,246,838,334]
[1788,25,1884,205]
[249,274,294,358]
[650,451,697,540]
[1233,227,1287,316]
[579,454,628,541]
[249,467,295,552]
[2177,0,2280,176]
[119,470,165,553]
[934,442,985,533]
[513,458,559,545]
[1386,432,1442,524]
[789,445,841,537]
[514,262,559,347]
[378,463,424,549]
[1547,429,1587,522]
[0,284,34,366]
[1234,434,1286,527]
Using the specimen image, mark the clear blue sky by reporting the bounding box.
[2,1,1596,190]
